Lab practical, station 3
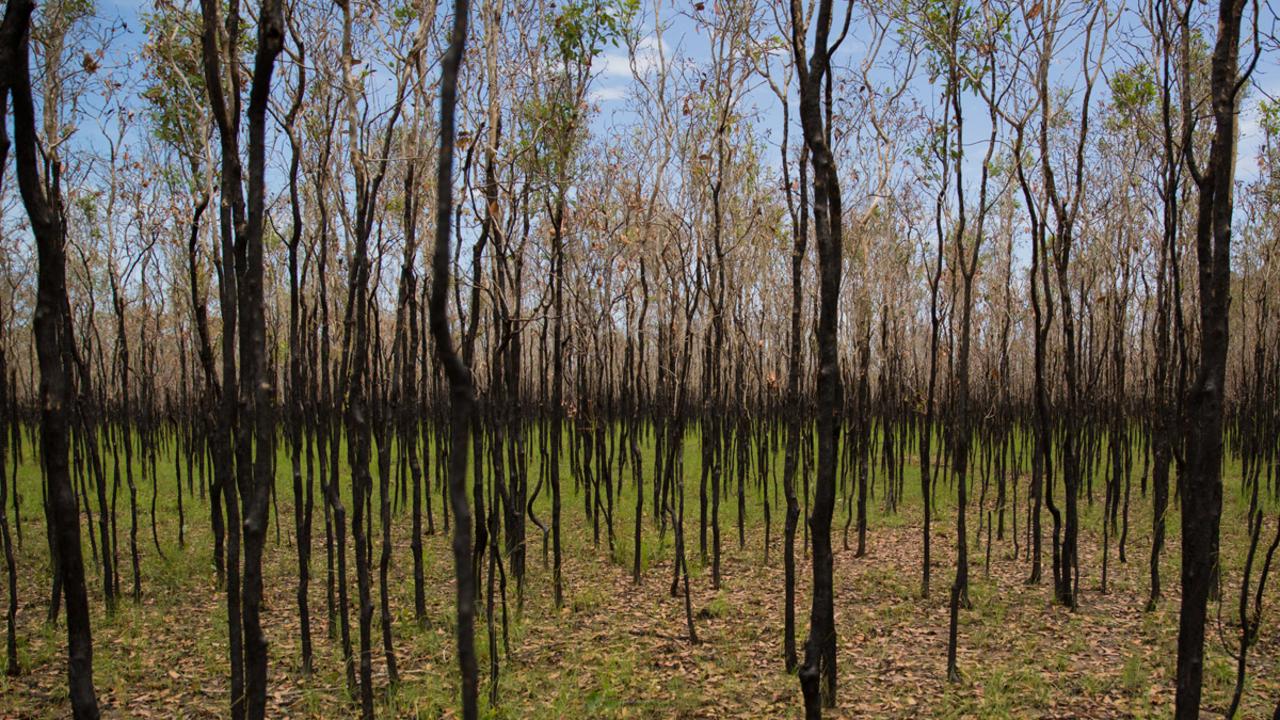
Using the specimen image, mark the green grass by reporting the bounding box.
[0,419,1276,718]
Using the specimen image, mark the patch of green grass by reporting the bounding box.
[1122,650,1149,692]
[698,591,731,619]
[1079,670,1117,697]
[571,585,606,614]
[3,420,1277,718]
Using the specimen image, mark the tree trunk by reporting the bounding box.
[1,4,100,714]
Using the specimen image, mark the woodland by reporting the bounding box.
[0,0,1278,718]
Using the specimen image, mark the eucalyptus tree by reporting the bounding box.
[829,2,913,562]
[990,0,1113,606]
[140,0,229,595]
[429,0,479,715]
[620,59,712,640]
[911,0,1011,680]
[788,0,847,711]
[0,124,28,682]
[103,139,147,602]
[680,0,755,589]
[525,0,633,608]
[387,0,439,631]
[612,4,684,592]
[1000,16,1051,590]
[332,2,427,710]
[1128,0,1198,612]
[0,215,17,677]
[195,0,284,715]
[1093,77,1145,593]
[653,189,705,646]
[0,317,14,677]
[276,4,313,673]
[289,24,355,686]
[979,181,1023,552]
[1029,0,1114,610]
[0,227,24,594]
[0,0,101,715]
[749,15,806,669]
[1224,110,1280,719]
[84,73,164,612]
[62,190,117,604]
[1174,0,1257,714]
[473,0,524,625]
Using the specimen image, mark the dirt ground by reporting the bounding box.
[1,461,1277,718]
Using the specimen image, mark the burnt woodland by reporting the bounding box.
[1,0,1280,718]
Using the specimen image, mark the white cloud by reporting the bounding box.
[589,85,629,103]
[598,51,634,79]
[596,34,666,80]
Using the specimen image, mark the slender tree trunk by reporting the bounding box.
[1,5,99,714]
[1175,1,1248,715]
[791,0,843,711]
[429,1,478,715]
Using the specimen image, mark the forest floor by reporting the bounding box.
[1,436,1278,719]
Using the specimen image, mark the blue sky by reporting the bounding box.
[582,0,1280,184]
[81,0,1280,206]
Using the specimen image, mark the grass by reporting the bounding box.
[0,421,1276,718]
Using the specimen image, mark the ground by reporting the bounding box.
[0,432,1277,718]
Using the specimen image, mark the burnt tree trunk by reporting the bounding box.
[1,3,100,714]
[1175,0,1250,715]
[429,1,479,716]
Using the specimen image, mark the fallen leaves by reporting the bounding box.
[3,480,1278,719]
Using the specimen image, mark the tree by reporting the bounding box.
[0,1,100,716]
[195,0,284,716]
[429,0,479,716]
[1175,0,1256,715]
[788,0,847,712]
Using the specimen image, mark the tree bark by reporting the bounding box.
[1,2,100,715]
[429,1,479,716]
[1175,0,1250,715]
[790,0,844,712]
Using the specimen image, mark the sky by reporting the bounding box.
[581,0,1280,184]
[70,0,1280,215]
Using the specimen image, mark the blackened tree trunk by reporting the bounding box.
[1013,123,1049,590]
[233,8,283,716]
[921,174,944,601]
[550,194,566,609]
[1147,41,1183,605]
[1,2,99,715]
[631,262,650,585]
[1175,0,1251,715]
[945,15,998,677]
[790,0,844,712]
[0,80,20,681]
[780,106,808,677]
[107,265,140,603]
[184,189,226,593]
[429,0,479,716]
[0,341,16,678]
[282,38,314,675]
[334,0,421,710]
[396,154,428,625]
[196,0,284,716]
